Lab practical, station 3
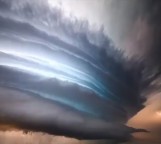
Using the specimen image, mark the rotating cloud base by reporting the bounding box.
[0,0,145,141]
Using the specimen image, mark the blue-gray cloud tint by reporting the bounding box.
[0,0,146,141]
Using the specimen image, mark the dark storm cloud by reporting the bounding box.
[107,0,161,95]
[138,1,161,96]
[0,86,146,141]
[107,1,161,143]
[0,87,137,140]
[0,0,147,141]
[124,0,161,98]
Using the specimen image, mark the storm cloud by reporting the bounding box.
[0,0,150,143]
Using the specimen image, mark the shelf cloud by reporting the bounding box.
[2,0,161,143]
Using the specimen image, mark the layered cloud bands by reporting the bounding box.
[0,0,146,141]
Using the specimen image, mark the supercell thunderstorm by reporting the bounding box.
[0,0,146,141]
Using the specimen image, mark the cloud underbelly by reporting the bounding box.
[0,0,146,140]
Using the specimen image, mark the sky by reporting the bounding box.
[0,0,161,144]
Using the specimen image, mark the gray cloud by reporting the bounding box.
[0,87,145,141]
[0,0,150,143]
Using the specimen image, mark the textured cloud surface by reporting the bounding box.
[0,0,148,142]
